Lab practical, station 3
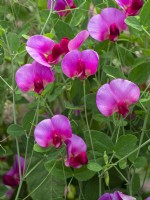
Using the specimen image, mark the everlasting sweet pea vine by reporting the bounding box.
[1,0,150,199]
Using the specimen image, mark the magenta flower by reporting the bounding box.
[15,61,55,94]
[115,0,143,16]
[26,31,88,67]
[65,134,88,168]
[3,155,25,187]
[62,49,99,80]
[96,79,140,117]
[88,8,127,42]
[47,0,76,17]
[98,191,136,200]
[34,115,72,148]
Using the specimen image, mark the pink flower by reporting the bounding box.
[65,134,88,168]
[47,0,76,17]
[98,191,136,200]
[88,8,127,42]
[62,49,99,80]
[3,155,25,187]
[26,31,89,67]
[15,61,55,94]
[115,0,143,16]
[96,79,140,117]
[34,115,72,148]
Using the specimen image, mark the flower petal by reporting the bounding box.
[26,35,55,67]
[62,50,80,78]
[68,30,89,51]
[88,14,109,41]
[81,49,99,76]
[33,62,55,86]
[100,8,127,31]
[96,83,118,116]
[34,119,53,147]
[98,193,112,200]
[51,115,72,140]
[116,191,136,200]
[109,79,140,105]
[15,64,34,92]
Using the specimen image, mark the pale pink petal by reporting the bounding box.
[88,14,109,41]
[109,79,140,105]
[115,0,132,9]
[47,0,51,9]
[15,64,34,92]
[101,8,127,31]
[117,191,136,200]
[96,84,118,116]
[34,119,53,147]
[62,50,80,78]
[26,47,50,67]
[51,115,72,140]
[68,30,89,51]
[26,35,55,67]
[81,50,99,76]
[33,62,55,86]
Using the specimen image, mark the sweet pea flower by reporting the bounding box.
[88,8,127,42]
[26,31,89,67]
[115,0,143,16]
[15,61,55,94]
[65,134,88,168]
[145,198,150,200]
[34,115,72,148]
[62,49,99,80]
[47,0,76,17]
[98,191,136,200]
[96,79,140,117]
[3,155,25,187]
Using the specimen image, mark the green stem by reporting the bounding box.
[0,76,13,90]
[137,112,149,157]
[83,80,96,161]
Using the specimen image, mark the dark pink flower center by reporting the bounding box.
[69,152,88,168]
[118,101,129,116]
[109,24,120,42]
[47,44,63,64]
[77,59,86,80]
[60,37,70,54]
[52,130,62,148]
[34,78,44,94]
[126,0,143,16]
[3,174,19,187]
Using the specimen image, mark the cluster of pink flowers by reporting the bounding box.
[13,0,144,199]
[34,115,88,168]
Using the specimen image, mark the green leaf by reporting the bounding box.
[125,16,142,31]
[26,157,65,200]
[54,20,74,40]
[23,110,36,132]
[115,134,137,157]
[45,159,73,179]
[119,159,127,169]
[132,174,140,195]
[74,166,95,181]
[87,162,102,172]
[7,124,25,137]
[140,0,150,33]
[103,65,126,79]
[7,32,19,52]
[0,45,4,65]
[84,176,99,200]
[33,144,50,153]
[128,63,150,84]
[134,156,147,168]
[85,130,114,154]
